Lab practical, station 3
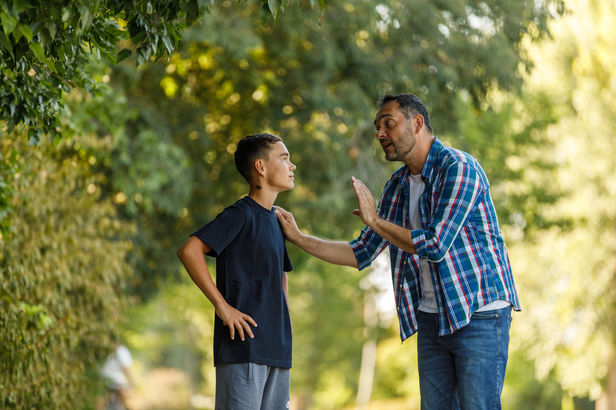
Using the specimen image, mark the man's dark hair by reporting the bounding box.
[379,94,433,133]
[234,133,283,183]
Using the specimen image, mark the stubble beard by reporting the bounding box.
[384,132,415,162]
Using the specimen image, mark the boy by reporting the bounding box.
[177,133,296,410]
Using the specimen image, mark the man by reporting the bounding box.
[178,133,296,410]
[275,94,520,409]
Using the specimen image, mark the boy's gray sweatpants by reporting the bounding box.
[215,362,290,410]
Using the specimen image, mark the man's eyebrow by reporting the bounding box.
[374,113,393,126]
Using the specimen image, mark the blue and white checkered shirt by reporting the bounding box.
[350,138,521,341]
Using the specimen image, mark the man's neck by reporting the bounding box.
[249,186,278,210]
[404,134,435,175]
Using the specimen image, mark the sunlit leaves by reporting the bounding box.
[504,0,616,401]
[0,0,312,144]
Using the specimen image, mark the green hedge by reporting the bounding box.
[0,135,134,408]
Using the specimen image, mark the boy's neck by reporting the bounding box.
[248,186,278,210]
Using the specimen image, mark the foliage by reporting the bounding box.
[0,134,134,408]
[0,0,313,144]
[447,90,564,237]
[505,0,616,401]
[53,72,194,298]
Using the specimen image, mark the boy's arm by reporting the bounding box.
[177,236,257,341]
[275,207,358,268]
[283,271,292,333]
[282,271,288,299]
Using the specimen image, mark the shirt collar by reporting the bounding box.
[391,137,442,188]
[420,137,443,182]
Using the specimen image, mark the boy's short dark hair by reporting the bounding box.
[379,94,433,133]
[234,133,283,183]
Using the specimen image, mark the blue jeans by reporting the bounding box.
[417,306,512,410]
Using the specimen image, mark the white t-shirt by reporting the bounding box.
[101,345,133,387]
[407,173,509,313]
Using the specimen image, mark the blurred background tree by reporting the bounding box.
[504,0,616,407]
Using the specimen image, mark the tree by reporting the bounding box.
[501,0,616,406]
[0,0,311,143]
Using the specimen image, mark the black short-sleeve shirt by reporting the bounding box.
[192,196,293,368]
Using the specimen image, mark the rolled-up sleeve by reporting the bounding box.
[349,225,388,270]
[411,161,483,262]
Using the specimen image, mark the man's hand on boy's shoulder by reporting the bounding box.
[274,206,302,243]
[216,302,258,341]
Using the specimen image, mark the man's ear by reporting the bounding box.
[254,158,266,177]
[414,115,424,133]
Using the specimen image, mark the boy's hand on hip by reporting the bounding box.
[216,303,257,341]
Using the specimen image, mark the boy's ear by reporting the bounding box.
[254,158,266,177]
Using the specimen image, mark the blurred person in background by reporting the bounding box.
[100,342,135,410]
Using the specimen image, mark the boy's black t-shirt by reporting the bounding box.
[192,196,293,368]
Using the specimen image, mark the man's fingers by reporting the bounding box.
[275,208,290,222]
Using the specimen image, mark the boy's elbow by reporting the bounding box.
[177,241,190,261]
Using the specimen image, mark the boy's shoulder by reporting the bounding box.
[218,196,252,219]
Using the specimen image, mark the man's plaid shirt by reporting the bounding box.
[350,138,521,341]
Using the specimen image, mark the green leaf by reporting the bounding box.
[116,48,131,62]
[186,0,199,24]
[29,42,46,62]
[162,35,173,54]
[132,31,146,44]
[61,7,71,22]
[0,12,18,35]
[268,0,280,18]
[0,31,14,57]
[47,23,56,40]
[17,24,33,42]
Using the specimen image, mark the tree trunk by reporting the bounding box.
[596,357,616,410]
[356,290,378,409]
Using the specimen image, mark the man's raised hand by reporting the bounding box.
[351,176,378,227]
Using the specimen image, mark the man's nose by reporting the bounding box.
[376,128,387,140]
